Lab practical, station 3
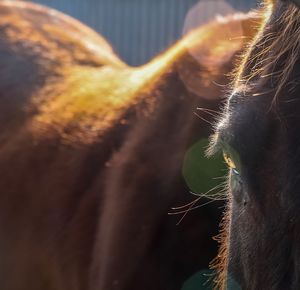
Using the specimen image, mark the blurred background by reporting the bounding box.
[30,0,257,65]
[15,1,259,289]
[27,0,258,289]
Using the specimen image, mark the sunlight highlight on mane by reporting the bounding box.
[234,1,300,103]
[233,3,272,85]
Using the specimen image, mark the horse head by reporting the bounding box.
[210,1,300,289]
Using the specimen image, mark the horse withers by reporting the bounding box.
[0,1,258,290]
[210,0,300,289]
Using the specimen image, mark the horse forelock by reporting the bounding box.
[234,1,300,104]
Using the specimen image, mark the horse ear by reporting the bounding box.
[177,12,261,100]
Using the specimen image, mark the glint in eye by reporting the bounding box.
[223,152,236,170]
[222,144,241,174]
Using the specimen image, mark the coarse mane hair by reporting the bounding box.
[234,1,300,103]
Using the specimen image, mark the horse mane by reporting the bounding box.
[234,1,300,103]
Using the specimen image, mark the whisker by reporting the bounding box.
[170,174,229,225]
[170,182,227,213]
[172,187,229,225]
[176,213,190,226]
[173,199,220,219]
[190,184,224,198]
[171,197,202,210]
[188,196,227,211]
[212,175,228,181]
[170,196,200,225]
[189,191,204,197]
[197,107,222,117]
[175,198,200,225]
[194,112,214,125]
[169,199,199,216]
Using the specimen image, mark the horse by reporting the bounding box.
[209,0,300,289]
[0,1,259,289]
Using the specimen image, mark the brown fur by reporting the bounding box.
[0,1,260,290]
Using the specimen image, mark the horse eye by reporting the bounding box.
[224,151,245,203]
[223,152,237,170]
[222,143,241,174]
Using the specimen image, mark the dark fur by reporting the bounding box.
[0,1,258,290]
[212,0,300,289]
